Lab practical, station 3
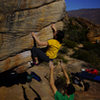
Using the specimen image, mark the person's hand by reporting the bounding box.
[60,60,63,66]
[31,32,35,37]
[59,60,65,69]
[49,61,55,69]
[51,24,55,28]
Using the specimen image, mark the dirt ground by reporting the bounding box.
[0,61,100,100]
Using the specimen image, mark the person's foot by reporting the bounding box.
[33,60,39,65]
[35,60,39,65]
[33,62,39,65]
[34,57,39,65]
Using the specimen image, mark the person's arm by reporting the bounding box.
[49,61,57,94]
[60,61,70,84]
[51,24,57,36]
[32,32,48,46]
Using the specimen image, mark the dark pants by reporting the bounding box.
[31,47,50,62]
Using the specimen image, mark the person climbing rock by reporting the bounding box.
[31,24,64,65]
[49,61,75,100]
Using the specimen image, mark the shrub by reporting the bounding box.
[72,49,89,61]
[83,42,100,57]
[72,49,100,70]
[63,39,77,48]
[57,54,68,64]
[63,17,89,43]
[83,42,96,50]
[59,46,68,54]
[63,17,100,70]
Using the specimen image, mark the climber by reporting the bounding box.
[49,61,75,100]
[31,24,64,65]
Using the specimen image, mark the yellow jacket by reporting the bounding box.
[46,39,61,59]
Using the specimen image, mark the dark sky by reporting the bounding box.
[65,0,100,11]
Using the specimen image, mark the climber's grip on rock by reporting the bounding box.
[31,32,48,46]
[51,24,57,37]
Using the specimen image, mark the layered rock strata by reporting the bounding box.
[0,0,67,73]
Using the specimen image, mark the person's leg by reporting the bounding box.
[31,47,39,64]
[31,47,50,63]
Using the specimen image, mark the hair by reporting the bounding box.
[64,84,75,95]
[55,77,66,93]
[55,77,75,95]
[55,30,64,43]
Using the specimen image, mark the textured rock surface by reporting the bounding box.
[0,0,58,13]
[0,34,33,60]
[0,21,64,73]
[0,51,32,73]
[0,0,65,33]
[0,0,66,73]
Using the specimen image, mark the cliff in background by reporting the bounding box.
[0,0,67,73]
[64,15,100,43]
[68,8,100,25]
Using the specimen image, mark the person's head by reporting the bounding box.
[54,30,64,43]
[55,77,75,95]
[63,84,75,95]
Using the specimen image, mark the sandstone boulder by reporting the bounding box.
[0,0,66,33]
[0,0,66,73]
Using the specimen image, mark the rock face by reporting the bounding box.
[0,0,66,33]
[0,0,67,73]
